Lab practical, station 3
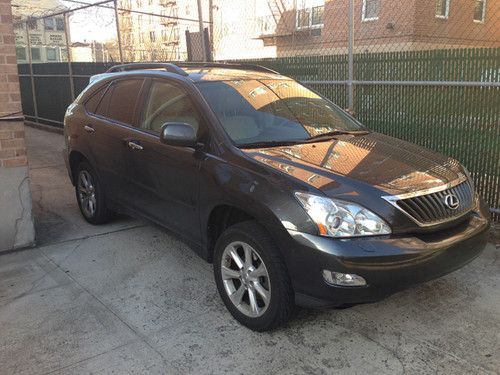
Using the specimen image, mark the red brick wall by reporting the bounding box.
[324,0,417,45]
[0,0,27,168]
[275,0,500,55]
[414,0,500,47]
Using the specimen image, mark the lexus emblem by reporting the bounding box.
[444,194,460,210]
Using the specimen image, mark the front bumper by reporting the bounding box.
[280,202,491,307]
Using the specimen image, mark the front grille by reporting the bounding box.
[396,180,474,225]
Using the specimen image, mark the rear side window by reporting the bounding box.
[95,85,112,117]
[84,85,106,114]
[97,79,144,125]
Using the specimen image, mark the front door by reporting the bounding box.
[127,78,206,243]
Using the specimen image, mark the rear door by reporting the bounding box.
[84,77,146,206]
[126,78,206,242]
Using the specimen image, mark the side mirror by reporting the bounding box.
[160,122,197,148]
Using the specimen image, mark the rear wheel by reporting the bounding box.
[214,221,295,331]
[75,161,112,225]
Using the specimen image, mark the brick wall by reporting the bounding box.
[0,0,27,168]
[274,0,500,55]
[0,123,27,167]
[415,0,500,47]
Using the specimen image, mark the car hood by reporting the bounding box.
[242,132,465,196]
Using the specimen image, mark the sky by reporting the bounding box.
[12,0,118,43]
[65,0,119,43]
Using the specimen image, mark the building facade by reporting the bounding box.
[13,0,498,63]
[71,41,111,63]
[12,0,70,63]
[213,0,500,58]
[211,0,279,60]
[118,0,209,62]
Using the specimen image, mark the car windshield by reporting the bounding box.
[196,79,367,147]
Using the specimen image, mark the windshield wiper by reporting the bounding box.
[238,140,303,149]
[238,130,370,148]
[305,129,370,143]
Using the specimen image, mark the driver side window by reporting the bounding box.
[141,80,201,135]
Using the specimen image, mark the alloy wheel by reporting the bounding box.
[77,170,97,218]
[221,241,271,318]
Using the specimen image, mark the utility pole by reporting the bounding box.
[208,0,214,55]
[64,13,75,100]
[25,22,38,122]
[114,0,124,63]
[348,0,354,113]
[197,0,207,61]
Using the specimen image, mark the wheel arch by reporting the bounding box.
[68,150,90,185]
[203,198,292,263]
[205,204,256,263]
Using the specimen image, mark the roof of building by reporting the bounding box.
[12,0,68,18]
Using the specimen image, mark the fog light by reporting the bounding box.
[322,270,366,287]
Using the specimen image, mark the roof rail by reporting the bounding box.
[105,62,280,76]
[175,62,280,75]
[106,63,188,76]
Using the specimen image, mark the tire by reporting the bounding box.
[213,221,295,331]
[75,161,113,225]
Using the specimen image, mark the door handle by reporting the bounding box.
[127,140,144,151]
[83,125,95,134]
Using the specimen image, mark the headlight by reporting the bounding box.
[295,192,391,238]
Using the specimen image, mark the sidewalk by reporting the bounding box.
[0,126,499,374]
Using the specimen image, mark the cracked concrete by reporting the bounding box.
[0,165,35,252]
[14,174,35,249]
[0,126,498,374]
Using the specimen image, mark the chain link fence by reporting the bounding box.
[12,0,500,218]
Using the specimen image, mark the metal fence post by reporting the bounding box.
[114,0,124,62]
[208,0,214,54]
[25,22,39,124]
[64,12,75,101]
[197,0,207,61]
[348,0,354,112]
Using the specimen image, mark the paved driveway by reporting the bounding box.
[1,126,499,374]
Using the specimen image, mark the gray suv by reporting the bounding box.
[64,63,490,331]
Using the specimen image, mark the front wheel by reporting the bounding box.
[213,221,295,331]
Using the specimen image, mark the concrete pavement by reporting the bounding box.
[0,126,499,374]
